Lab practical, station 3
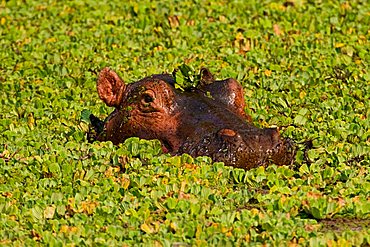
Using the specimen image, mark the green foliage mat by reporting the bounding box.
[1,0,369,246]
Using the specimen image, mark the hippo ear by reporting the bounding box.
[199,67,215,86]
[97,68,126,108]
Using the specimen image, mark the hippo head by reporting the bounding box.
[95,68,180,152]
[91,67,295,169]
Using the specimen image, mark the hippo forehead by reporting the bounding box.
[125,74,175,95]
[135,74,175,87]
[120,73,177,108]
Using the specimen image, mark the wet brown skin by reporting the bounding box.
[91,67,295,170]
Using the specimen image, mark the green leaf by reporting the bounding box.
[31,205,44,221]
[81,109,92,124]
[49,163,61,174]
[165,198,177,210]
[173,64,200,90]
[310,207,323,219]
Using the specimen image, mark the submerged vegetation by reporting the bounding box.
[0,0,369,245]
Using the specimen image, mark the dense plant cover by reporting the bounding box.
[1,0,369,245]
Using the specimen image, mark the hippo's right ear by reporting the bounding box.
[97,68,126,108]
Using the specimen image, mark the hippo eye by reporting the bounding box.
[141,93,155,104]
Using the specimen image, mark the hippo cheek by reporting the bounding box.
[129,111,179,152]
[110,109,157,139]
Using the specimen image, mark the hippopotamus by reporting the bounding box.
[89,67,295,170]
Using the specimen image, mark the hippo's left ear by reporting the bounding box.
[199,67,215,86]
[97,68,126,108]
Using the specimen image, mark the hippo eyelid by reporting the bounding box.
[141,91,155,104]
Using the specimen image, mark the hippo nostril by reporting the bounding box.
[218,128,236,137]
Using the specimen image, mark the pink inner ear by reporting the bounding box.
[97,68,125,108]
